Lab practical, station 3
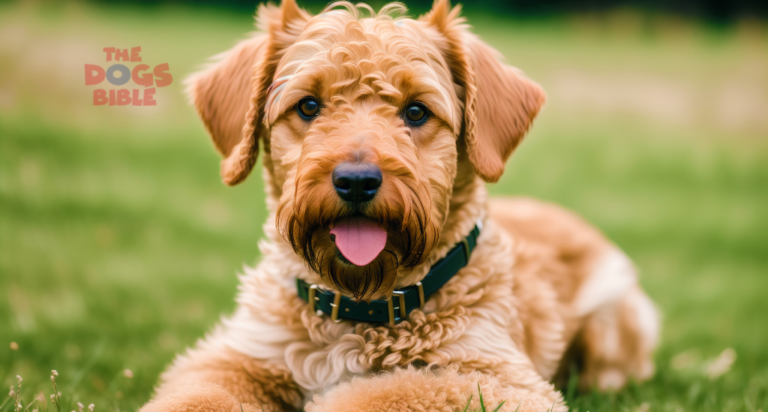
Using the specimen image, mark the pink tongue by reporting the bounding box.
[330,217,387,266]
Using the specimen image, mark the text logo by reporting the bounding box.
[85,47,172,106]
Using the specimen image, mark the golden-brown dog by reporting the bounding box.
[140,1,659,410]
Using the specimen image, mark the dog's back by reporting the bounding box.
[489,197,659,390]
[489,197,613,305]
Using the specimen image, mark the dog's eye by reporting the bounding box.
[297,97,320,120]
[404,103,429,126]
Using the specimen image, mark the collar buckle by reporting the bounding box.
[330,291,343,323]
[308,284,318,313]
[460,238,471,262]
[389,291,406,326]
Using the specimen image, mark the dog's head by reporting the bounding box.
[188,0,545,300]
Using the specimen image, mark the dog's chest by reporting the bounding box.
[223,226,538,394]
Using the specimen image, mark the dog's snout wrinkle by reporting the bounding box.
[332,162,382,204]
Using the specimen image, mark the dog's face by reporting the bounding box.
[268,4,464,301]
[188,0,545,300]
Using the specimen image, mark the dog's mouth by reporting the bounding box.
[329,216,387,267]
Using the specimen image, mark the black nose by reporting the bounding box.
[332,162,382,203]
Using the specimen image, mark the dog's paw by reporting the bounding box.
[139,384,263,412]
[304,367,566,412]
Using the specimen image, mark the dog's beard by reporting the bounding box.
[298,227,399,301]
[277,182,438,301]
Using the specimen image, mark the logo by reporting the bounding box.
[85,47,172,106]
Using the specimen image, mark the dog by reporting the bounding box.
[140,0,659,410]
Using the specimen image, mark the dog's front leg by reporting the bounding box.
[304,365,566,412]
[139,344,302,412]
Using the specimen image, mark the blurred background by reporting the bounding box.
[1,0,766,411]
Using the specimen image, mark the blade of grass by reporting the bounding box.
[0,397,12,411]
[462,394,474,412]
[21,398,37,412]
[547,399,556,412]
[565,363,579,404]
[492,400,506,412]
[478,384,486,412]
[66,339,106,392]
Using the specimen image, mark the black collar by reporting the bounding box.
[297,220,482,326]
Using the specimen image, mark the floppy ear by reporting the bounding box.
[424,0,546,183]
[186,35,267,160]
[186,0,310,186]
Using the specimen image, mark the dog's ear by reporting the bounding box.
[424,0,546,183]
[186,36,266,161]
[186,0,310,186]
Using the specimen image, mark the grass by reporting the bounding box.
[461,385,508,412]
[1,1,768,411]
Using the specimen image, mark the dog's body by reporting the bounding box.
[141,1,658,411]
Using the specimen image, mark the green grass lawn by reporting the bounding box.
[1,2,767,411]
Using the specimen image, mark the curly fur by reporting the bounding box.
[141,1,659,411]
